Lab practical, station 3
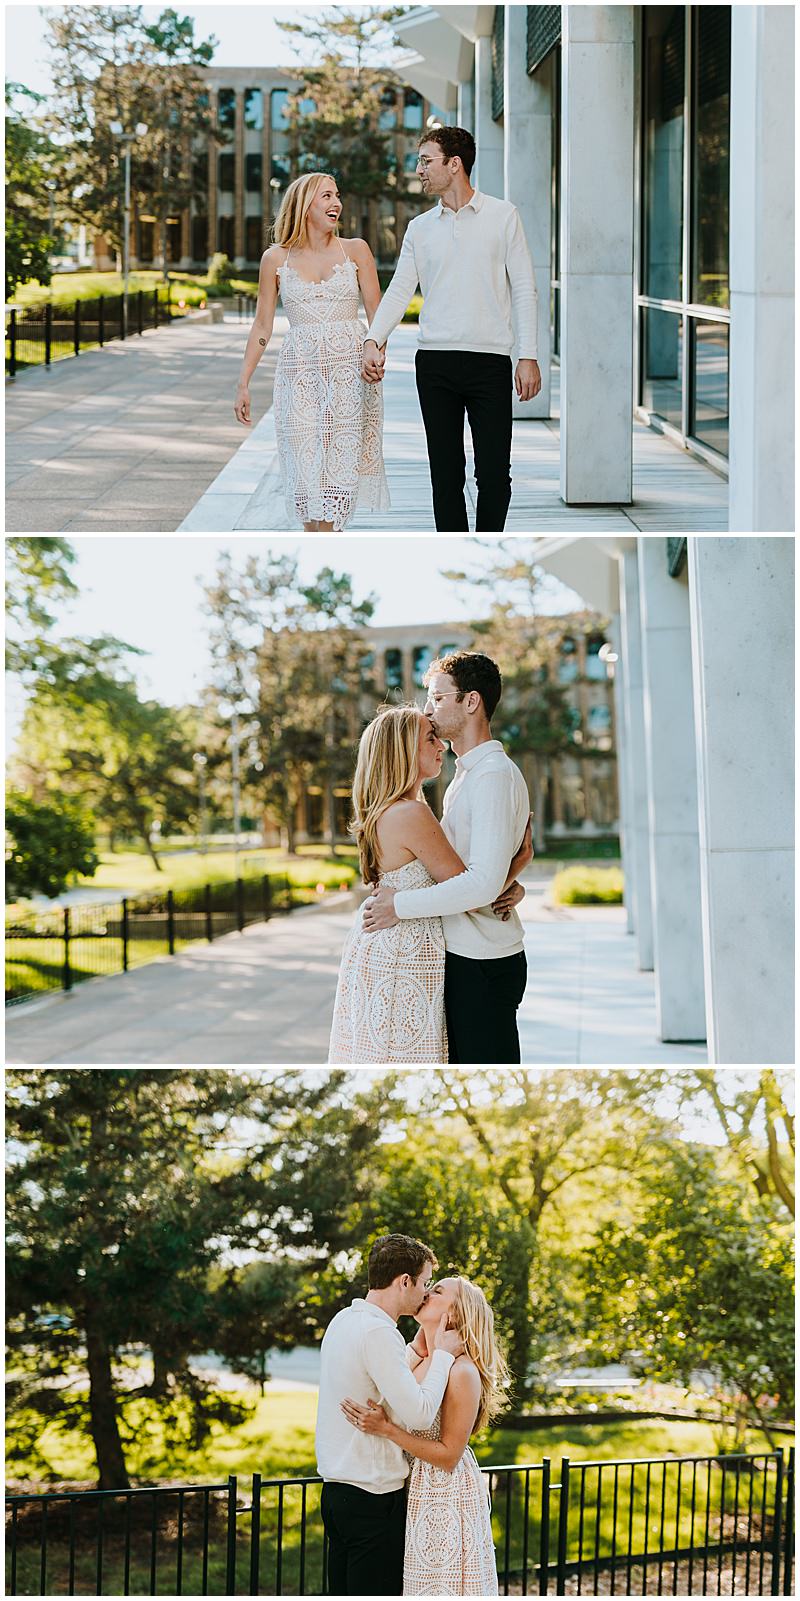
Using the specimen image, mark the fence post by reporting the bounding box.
[539,1458,551,1598]
[45,302,52,366]
[167,889,175,956]
[153,287,158,328]
[225,1476,238,1594]
[122,898,129,972]
[249,1473,261,1596]
[8,307,16,378]
[205,882,213,943]
[74,300,80,356]
[771,1449,784,1596]
[783,1446,794,1596]
[236,878,245,933]
[137,289,143,336]
[99,295,104,347]
[63,907,72,992]
[262,874,271,923]
[119,293,125,340]
[555,1457,570,1597]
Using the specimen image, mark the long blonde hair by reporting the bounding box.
[273,171,337,249]
[351,705,423,885]
[449,1277,511,1433]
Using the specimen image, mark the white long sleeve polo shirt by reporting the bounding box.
[393,740,530,960]
[366,190,539,359]
[315,1299,454,1493]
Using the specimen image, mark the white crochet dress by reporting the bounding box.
[273,246,390,529]
[327,861,446,1064]
[403,1410,499,1596]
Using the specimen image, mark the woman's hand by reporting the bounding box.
[341,1397,392,1436]
[492,879,525,920]
[234,384,251,426]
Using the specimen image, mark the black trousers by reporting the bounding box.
[445,950,528,1064]
[320,1482,406,1596]
[415,350,513,532]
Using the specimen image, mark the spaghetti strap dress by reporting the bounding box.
[403,1409,499,1595]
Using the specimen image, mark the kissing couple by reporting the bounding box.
[234,126,541,532]
[328,650,532,1066]
[316,1232,507,1596]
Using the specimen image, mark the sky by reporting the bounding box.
[5,536,583,744]
[6,3,361,100]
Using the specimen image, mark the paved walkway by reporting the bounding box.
[6,882,707,1065]
[180,321,728,534]
[5,313,280,533]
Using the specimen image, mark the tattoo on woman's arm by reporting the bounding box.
[258,337,266,347]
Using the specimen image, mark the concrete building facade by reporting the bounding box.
[395,4,795,531]
[532,535,794,1065]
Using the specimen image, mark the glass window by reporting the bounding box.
[191,214,207,261]
[244,88,263,131]
[271,89,289,130]
[379,88,397,130]
[385,649,403,691]
[218,151,234,192]
[439,643,459,658]
[558,637,578,685]
[641,306,684,429]
[642,6,685,302]
[217,215,234,255]
[271,156,290,187]
[245,153,262,192]
[412,646,434,688]
[246,216,264,261]
[193,148,208,191]
[404,151,420,174]
[218,88,236,131]
[585,636,607,681]
[692,6,730,307]
[587,705,612,737]
[692,319,729,455]
[404,89,423,130]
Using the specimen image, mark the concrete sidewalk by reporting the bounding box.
[6,884,707,1066]
[180,321,728,534]
[5,314,281,533]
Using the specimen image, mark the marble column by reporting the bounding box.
[234,91,245,268]
[458,76,475,133]
[474,35,504,197]
[688,538,794,1063]
[207,91,218,260]
[608,612,635,934]
[729,7,795,532]
[560,7,634,503]
[619,550,653,968]
[504,4,551,418]
[638,538,706,1040]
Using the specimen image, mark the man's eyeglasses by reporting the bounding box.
[416,156,439,170]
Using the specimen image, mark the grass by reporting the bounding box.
[552,865,625,905]
[8,1394,789,1597]
[71,849,357,897]
[10,270,256,312]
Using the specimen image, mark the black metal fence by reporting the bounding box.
[6,288,258,374]
[5,1448,795,1597]
[5,874,299,1007]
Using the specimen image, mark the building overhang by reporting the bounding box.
[394,50,458,112]
[530,537,638,614]
[393,9,475,82]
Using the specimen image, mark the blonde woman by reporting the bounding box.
[233,171,390,530]
[341,1275,506,1595]
[328,705,528,1064]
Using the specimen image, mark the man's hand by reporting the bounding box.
[361,339,385,383]
[362,882,399,931]
[492,880,525,920]
[515,359,541,402]
[432,1312,464,1359]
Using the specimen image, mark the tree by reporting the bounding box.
[5,537,78,679]
[5,83,60,298]
[11,645,197,869]
[581,1143,795,1448]
[5,1069,391,1488]
[39,7,218,270]
[676,1070,795,1219]
[5,792,99,901]
[276,7,413,254]
[204,552,375,852]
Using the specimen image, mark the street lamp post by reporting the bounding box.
[231,710,241,880]
[109,120,148,333]
[193,752,208,855]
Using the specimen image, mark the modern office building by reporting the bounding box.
[394,5,795,530]
[101,66,445,275]
[274,614,619,848]
[531,536,794,1064]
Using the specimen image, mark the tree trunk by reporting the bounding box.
[325,781,338,857]
[85,1316,130,1489]
[141,832,163,871]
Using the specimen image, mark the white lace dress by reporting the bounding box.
[273,249,390,529]
[403,1410,499,1596]
[327,861,447,1064]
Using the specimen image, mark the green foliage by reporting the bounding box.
[581,1144,795,1448]
[5,791,98,900]
[5,536,78,679]
[552,865,624,904]
[5,83,60,298]
[207,252,234,285]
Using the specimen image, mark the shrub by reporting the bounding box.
[207,252,235,287]
[552,866,624,905]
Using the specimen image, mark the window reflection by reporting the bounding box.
[244,88,263,131]
[692,320,729,454]
[643,6,685,302]
[693,7,731,307]
[218,88,236,131]
[641,307,683,430]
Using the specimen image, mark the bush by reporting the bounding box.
[6,793,98,901]
[552,866,624,905]
[207,253,235,287]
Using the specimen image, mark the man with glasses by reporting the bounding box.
[362,126,541,532]
[316,1234,462,1594]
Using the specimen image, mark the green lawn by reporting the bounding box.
[73,848,357,896]
[8,1393,789,1597]
[11,270,257,312]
